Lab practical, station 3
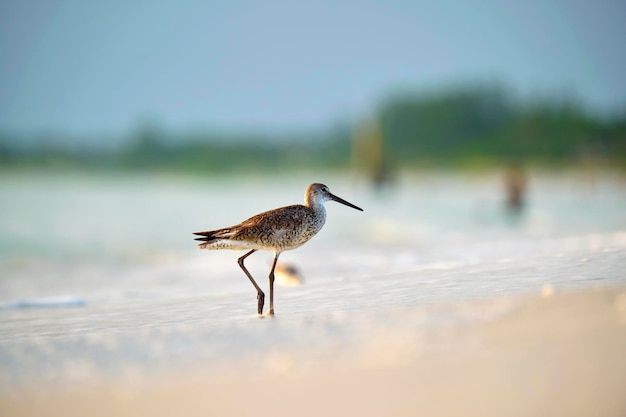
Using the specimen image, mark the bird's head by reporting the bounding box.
[305,183,363,211]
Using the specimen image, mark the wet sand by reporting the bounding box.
[2,285,626,417]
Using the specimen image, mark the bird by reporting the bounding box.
[273,261,304,287]
[193,183,363,316]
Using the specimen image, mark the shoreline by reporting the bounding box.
[2,284,625,417]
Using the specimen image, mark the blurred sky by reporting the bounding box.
[1,0,625,136]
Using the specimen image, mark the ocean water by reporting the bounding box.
[0,170,625,386]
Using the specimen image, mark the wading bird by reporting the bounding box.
[193,183,363,315]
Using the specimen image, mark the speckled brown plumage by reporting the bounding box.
[193,183,363,316]
[194,204,325,252]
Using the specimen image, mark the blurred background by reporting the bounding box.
[1,0,625,174]
[1,0,626,378]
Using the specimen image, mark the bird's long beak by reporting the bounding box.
[328,192,363,211]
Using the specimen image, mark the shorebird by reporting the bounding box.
[193,183,363,316]
[273,262,304,287]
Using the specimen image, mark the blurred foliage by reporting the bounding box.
[379,84,624,166]
[1,83,625,173]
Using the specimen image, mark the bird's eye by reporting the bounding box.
[321,187,328,192]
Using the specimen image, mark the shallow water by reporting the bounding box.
[1,170,624,302]
[0,170,625,387]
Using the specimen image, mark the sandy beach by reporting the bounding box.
[1,172,625,416]
[2,285,626,417]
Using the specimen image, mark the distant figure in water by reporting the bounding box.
[351,116,395,193]
[193,183,363,316]
[503,163,527,213]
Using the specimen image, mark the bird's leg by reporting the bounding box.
[237,249,265,315]
[267,252,280,316]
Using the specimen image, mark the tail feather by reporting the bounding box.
[192,232,216,242]
[193,228,236,249]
